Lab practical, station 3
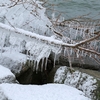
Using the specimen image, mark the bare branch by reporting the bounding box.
[78,47,100,57]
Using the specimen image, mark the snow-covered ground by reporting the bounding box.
[0,83,91,100]
[0,65,91,100]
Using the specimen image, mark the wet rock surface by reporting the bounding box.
[59,55,100,71]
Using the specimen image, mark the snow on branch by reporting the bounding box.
[0,22,75,47]
[0,0,99,71]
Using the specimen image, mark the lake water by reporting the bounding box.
[46,0,100,20]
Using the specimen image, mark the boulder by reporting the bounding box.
[54,66,100,100]
[0,65,16,83]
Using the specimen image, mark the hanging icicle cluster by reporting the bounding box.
[55,20,100,66]
[65,21,96,41]
[0,22,63,71]
[26,40,62,71]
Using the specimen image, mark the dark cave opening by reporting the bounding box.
[16,58,54,85]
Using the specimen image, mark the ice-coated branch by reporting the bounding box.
[0,22,75,47]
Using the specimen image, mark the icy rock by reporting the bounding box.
[0,0,52,36]
[54,66,99,99]
[0,51,26,75]
[0,65,16,83]
[54,66,68,84]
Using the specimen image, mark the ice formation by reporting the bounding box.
[0,0,99,72]
[0,0,52,36]
[0,0,63,71]
[0,22,63,71]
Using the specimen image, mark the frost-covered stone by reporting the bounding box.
[0,0,52,36]
[0,51,26,75]
[54,66,68,83]
[54,66,99,99]
[0,65,16,83]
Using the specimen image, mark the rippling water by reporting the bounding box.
[47,0,100,20]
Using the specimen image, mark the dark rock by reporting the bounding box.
[16,58,53,85]
[58,55,100,71]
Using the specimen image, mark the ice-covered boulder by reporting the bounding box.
[54,66,100,99]
[0,0,52,36]
[0,65,16,83]
[0,51,27,75]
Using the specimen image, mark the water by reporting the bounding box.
[46,0,100,20]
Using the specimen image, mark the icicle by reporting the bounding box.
[36,60,39,72]
[70,48,73,55]
[95,54,97,58]
[26,50,28,61]
[52,12,55,22]
[1,42,4,56]
[76,49,79,58]
[84,52,87,57]
[64,47,67,57]
[94,40,97,48]
[83,28,86,39]
[66,48,72,69]
[31,53,34,67]
[4,32,10,47]
[28,51,31,67]
[80,28,83,36]
[69,27,72,38]
[47,28,50,36]
[57,45,62,54]
[45,57,48,70]
[1,33,5,56]
[0,32,4,55]
[81,50,84,57]
[75,26,78,39]
[89,53,92,58]
[53,53,56,67]
[41,58,44,72]
[91,27,95,36]
[92,27,95,35]
[33,60,36,71]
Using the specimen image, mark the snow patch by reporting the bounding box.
[0,83,90,100]
[0,65,16,83]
